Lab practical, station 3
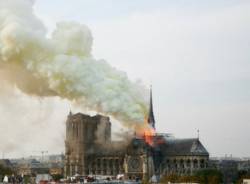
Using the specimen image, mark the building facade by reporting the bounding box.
[64,90,209,180]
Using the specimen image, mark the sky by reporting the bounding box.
[0,0,249,158]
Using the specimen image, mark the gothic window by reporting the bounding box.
[200,159,205,168]
[97,159,100,167]
[186,159,191,167]
[193,159,198,168]
[92,161,95,170]
[109,159,113,168]
[120,159,124,166]
[103,159,107,169]
[115,159,119,170]
[180,159,184,169]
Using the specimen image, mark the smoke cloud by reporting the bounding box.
[0,0,148,130]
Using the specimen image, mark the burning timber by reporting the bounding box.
[64,90,209,180]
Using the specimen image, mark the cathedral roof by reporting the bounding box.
[160,138,209,156]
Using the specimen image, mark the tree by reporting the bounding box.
[160,174,200,183]
[0,164,13,175]
[0,164,14,182]
[51,174,63,181]
[235,170,250,184]
[195,169,223,184]
[160,169,223,184]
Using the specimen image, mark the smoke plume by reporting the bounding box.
[0,0,148,129]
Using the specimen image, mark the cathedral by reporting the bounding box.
[64,89,209,180]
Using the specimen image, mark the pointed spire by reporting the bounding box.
[148,85,156,129]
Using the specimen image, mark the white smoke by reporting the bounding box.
[0,81,67,157]
[0,0,148,130]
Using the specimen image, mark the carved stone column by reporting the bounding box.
[190,158,194,174]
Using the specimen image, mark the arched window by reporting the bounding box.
[180,159,184,169]
[193,159,198,168]
[103,159,107,175]
[186,159,191,167]
[173,159,177,170]
[200,159,205,168]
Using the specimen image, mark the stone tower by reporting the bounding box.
[64,112,111,176]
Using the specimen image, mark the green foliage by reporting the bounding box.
[160,173,199,183]
[195,169,223,184]
[51,174,63,181]
[0,164,13,176]
[235,170,250,184]
[160,169,223,184]
[23,175,31,184]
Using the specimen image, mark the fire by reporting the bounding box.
[136,117,156,146]
[141,118,156,146]
[143,126,156,146]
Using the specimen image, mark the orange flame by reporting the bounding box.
[136,117,156,146]
[143,126,156,146]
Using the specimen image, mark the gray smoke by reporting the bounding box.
[0,0,149,129]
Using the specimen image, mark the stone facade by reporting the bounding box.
[64,112,155,180]
[155,136,209,175]
[64,113,111,176]
[161,155,208,175]
[64,87,209,180]
[64,112,209,180]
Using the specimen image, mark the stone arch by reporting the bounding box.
[96,158,101,174]
[91,160,96,174]
[193,159,198,168]
[200,159,205,168]
[103,159,107,175]
[115,159,119,173]
[165,159,170,171]
[180,159,184,169]
[109,159,113,175]
[173,159,177,170]
[186,159,191,168]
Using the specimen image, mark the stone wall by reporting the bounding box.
[64,113,111,176]
[160,155,209,175]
